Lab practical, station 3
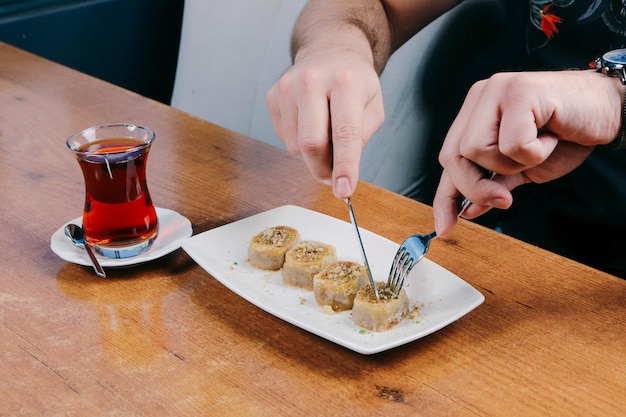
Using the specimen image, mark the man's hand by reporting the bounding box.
[433,70,623,237]
[266,49,385,198]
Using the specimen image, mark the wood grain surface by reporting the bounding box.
[1,42,624,417]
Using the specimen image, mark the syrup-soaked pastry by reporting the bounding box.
[282,240,337,290]
[352,282,410,331]
[313,261,367,312]
[248,226,300,270]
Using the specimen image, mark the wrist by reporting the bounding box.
[607,87,626,149]
[292,21,386,74]
[594,49,626,149]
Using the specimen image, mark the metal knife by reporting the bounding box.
[345,197,380,301]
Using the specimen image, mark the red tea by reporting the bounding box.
[76,137,158,250]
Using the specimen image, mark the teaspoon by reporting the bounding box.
[64,224,106,277]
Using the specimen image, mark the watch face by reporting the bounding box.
[604,49,626,65]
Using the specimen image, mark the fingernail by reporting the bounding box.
[335,177,352,198]
[491,197,510,209]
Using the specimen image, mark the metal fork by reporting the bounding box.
[387,198,472,297]
[387,171,496,296]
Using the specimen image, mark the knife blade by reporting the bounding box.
[345,197,380,301]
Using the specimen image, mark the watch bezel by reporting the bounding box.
[602,48,626,65]
[596,49,626,85]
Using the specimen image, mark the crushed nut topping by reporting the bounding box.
[323,262,363,282]
[291,241,330,262]
[254,226,295,247]
[362,282,397,301]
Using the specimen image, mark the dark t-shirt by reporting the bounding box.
[524,0,626,68]
[478,0,626,277]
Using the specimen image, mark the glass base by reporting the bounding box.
[92,235,157,259]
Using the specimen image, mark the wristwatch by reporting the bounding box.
[594,48,626,150]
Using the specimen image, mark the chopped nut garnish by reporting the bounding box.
[291,241,330,262]
[323,262,363,282]
[254,226,295,246]
[363,282,398,301]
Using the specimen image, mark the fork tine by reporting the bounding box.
[394,255,415,295]
[387,247,406,289]
[388,246,416,296]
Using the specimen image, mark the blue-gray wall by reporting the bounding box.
[0,0,184,104]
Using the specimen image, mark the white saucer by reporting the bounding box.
[51,207,192,267]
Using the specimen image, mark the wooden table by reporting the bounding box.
[1,42,624,416]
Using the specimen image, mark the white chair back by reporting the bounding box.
[172,0,465,201]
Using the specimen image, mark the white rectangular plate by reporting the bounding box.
[182,205,484,354]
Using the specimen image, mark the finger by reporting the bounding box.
[523,140,594,183]
[458,73,558,172]
[434,170,515,238]
[327,80,373,198]
[450,157,513,208]
[441,81,521,175]
[433,170,463,238]
[266,77,305,155]
[295,86,334,184]
[431,169,498,237]
[457,105,525,174]
[332,89,384,198]
[494,93,559,168]
[362,89,385,149]
[439,81,487,160]
[447,75,539,175]
[266,83,289,147]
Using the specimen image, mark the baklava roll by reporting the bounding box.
[352,282,410,331]
[282,240,337,290]
[313,261,367,311]
[248,226,300,270]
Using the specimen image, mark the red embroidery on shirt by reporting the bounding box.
[540,3,563,39]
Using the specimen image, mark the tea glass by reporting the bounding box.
[67,124,159,258]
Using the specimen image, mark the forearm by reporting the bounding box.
[291,0,460,74]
